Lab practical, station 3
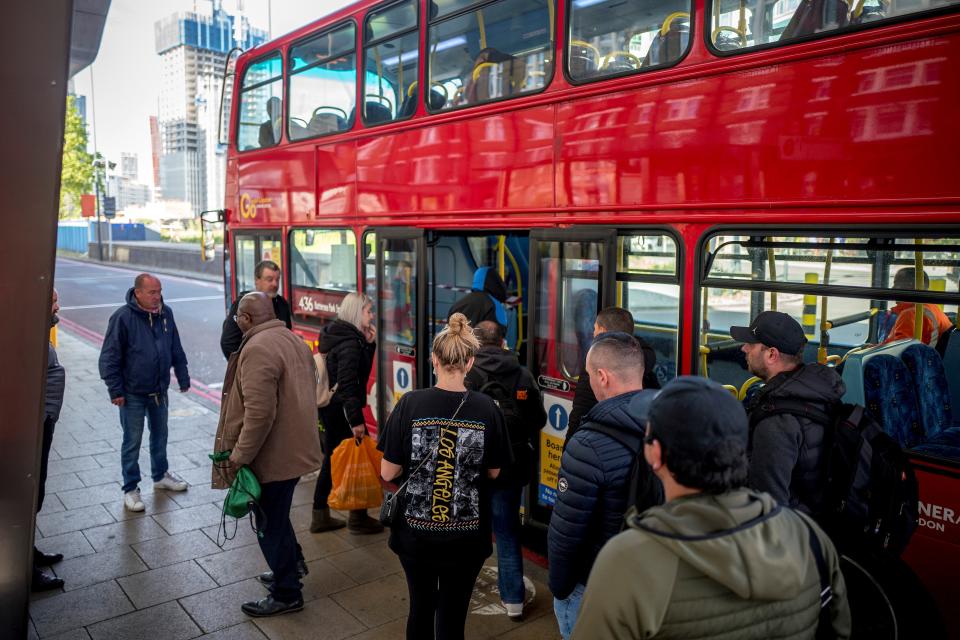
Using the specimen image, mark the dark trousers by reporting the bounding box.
[399,554,484,640]
[37,416,55,513]
[255,477,302,603]
[313,403,352,509]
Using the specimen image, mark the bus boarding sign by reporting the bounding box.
[393,361,412,402]
[539,393,572,507]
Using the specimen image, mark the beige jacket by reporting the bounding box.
[212,319,322,488]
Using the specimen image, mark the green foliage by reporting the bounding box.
[59,95,94,218]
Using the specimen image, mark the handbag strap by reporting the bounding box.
[393,392,468,497]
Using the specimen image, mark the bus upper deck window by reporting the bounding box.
[288,23,357,141]
[567,0,692,83]
[708,0,960,53]
[427,0,555,112]
[363,0,420,125]
[236,53,283,151]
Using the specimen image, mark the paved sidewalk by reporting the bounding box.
[28,331,558,639]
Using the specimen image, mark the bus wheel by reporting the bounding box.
[840,549,945,640]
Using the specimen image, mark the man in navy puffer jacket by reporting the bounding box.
[548,332,658,640]
[99,274,191,513]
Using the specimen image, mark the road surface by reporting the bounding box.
[54,258,228,390]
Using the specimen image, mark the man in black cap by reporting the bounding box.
[730,311,845,515]
[571,377,851,640]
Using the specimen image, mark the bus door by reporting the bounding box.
[231,231,282,307]
[527,229,615,527]
[373,228,425,427]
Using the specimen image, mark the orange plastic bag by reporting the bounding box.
[328,437,384,511]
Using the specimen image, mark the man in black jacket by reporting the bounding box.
[220,260,292,359]
[565,307,659,447]
[448,266,509,329]
[465,321,546,620]
[732,311,846,515]
[549,332,658,639]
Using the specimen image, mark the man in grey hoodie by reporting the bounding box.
[572,376,850,640]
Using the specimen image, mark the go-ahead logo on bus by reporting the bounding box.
[239,193,272,219]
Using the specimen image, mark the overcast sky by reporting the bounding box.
[72,0,345,184]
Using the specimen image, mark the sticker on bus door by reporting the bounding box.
[539,393,572,507]
[393,361,412,403]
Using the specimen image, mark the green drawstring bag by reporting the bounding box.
[209,450,265,544]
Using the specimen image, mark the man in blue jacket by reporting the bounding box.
[99,274,191,512]
[548,332,658,639]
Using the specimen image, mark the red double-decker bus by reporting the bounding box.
[210,0,960,633]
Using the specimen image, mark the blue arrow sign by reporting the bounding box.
[396,367,410,389]
[548,403,569,431]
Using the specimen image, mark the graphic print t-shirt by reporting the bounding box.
[378,387,511,560]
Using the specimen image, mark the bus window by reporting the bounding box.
[364,232,377,303]
[567,0,691,82]
[288,23,357,141]
[617,233,681,385]
[236,53,283,151]
[233,232,282,297]
[697,231,960,463]
[708,0,959,53]
[289,229,358,326]
[364,0,419,125]
[428,0,555,112]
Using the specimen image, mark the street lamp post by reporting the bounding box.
[93,158,115,262]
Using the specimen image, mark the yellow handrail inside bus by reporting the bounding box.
[699,344,710,376]
[825,354,842,366]
[616,237,625,308]
[852,0,867,19]
[478,10,487,50]
[570,39,601,60]
[738,0,747,41]
[915,242,925,341]
[473,62,496,82]
[661,12,689,36]
[817,240,835,364]
[548,0,555,41]
[722,384,739,397]
[497,235,506,280]
[767,242,778,311]
[504,244,524,353]
[739,376,762,401]
[600,51,641,70]
[712,26,747,47]
[407,81,417,97]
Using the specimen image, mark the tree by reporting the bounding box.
[59,95,93,218]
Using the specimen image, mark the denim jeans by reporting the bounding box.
[553,583,586,640]
[119,392,169,493]
[490,485,525,605]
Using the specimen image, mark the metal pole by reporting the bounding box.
[95,165,103,261]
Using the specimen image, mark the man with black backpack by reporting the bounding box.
[465,320,547,621]
[733,311,845,516]
[548,332,662,640]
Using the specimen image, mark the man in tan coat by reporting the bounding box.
[212,292,322,618]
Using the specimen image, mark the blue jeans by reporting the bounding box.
[553,583,586,640]
[490,485,525,605]
[119,392,169,493]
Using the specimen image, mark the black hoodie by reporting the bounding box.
[747,363,846,514]
[465,345,547,485]
[448,267,508,328]
[319,319,376,427]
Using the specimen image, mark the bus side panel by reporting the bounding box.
[235,146,313,224]
[557,34,960,208]
[317,141,356,218]
[355,107,554,214]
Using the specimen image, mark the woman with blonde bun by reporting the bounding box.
[378,313,512,640]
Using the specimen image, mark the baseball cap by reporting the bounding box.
[647,376,748,465]
[729,311,807,356]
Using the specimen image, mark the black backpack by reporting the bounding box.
[750,399,918,555]
[580,423,664,528]
[470,371,534,473]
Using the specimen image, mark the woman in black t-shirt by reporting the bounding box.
[378,313,511,640]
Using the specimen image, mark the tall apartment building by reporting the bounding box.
[154,1,266,213]
[120,152,138,181]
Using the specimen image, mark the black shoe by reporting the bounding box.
[241,595,304,617]
[34,548,63,567]
[256,559,309,585]
[31,567,64,592]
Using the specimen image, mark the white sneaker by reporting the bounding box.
[504,602,523,620]
[123,489,145,512]
[153,471,188,492]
